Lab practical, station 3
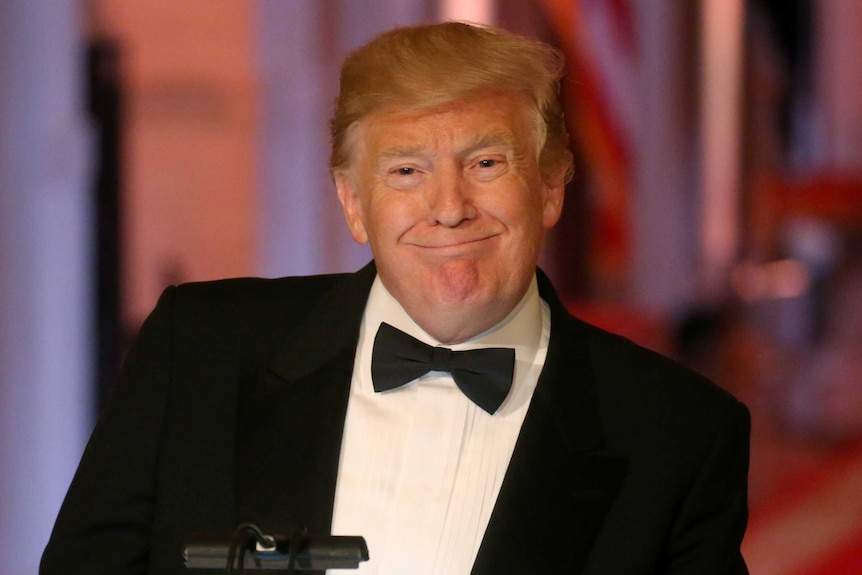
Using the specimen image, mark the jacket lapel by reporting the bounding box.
[234,263,377,536]
[472,271,629,574]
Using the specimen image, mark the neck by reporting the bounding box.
[405,303,516,344]
[372,275,537,346]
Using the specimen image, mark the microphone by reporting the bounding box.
[184,524,369,572]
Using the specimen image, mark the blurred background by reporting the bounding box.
[1,0,860,573]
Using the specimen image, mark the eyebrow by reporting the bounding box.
[458,131,516,157]
[377,131,517,161]
[378,145,427,160]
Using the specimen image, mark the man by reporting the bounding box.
[42,23,750,574]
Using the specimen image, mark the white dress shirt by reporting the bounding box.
[328,275,550,574]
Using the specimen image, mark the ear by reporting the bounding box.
[334,170,369,244]
[541,159,570,229]
[541,179,565,230]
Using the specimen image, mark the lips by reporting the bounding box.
[408,233,500,249]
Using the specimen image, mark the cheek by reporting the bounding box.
[363,194,416,244]
[510,198,552,250]
[494,187,546,229]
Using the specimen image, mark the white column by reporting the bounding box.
[699,0,745,298]
[256,0,347,277]
[815,0,862,169]
[439,0,496,24]
[255,0,431,278]
[0,2,94,573]
[630,1,698,315]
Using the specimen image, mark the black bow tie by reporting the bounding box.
[371,322,515,414]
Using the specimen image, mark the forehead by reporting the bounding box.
[354,91,535,159]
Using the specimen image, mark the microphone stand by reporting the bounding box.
[184,523,368,573]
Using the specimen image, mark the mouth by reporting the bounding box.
[410,233,500,249]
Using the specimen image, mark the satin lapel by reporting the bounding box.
[472,271,629,574]
[235,263,376,536]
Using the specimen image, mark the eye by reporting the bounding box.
[470,156,507,182]
[386,164,424,190]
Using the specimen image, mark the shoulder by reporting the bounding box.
[583,319,739,408]
[162,272,349,321]
[170,272,348,308]
[140,272,353,361]
[563,313,748,452]
[537,267,748,447]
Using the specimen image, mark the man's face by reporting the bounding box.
[335,91,565,343]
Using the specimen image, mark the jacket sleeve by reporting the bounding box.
[40,287,177,575]
[663,398,751,575]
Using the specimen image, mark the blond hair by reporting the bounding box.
[330,22,573,184]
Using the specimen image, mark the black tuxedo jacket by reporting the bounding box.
[42,263,749,574]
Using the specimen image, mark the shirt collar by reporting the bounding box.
[354,274,546,394]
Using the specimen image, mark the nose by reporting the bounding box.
[427,164,476,227]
